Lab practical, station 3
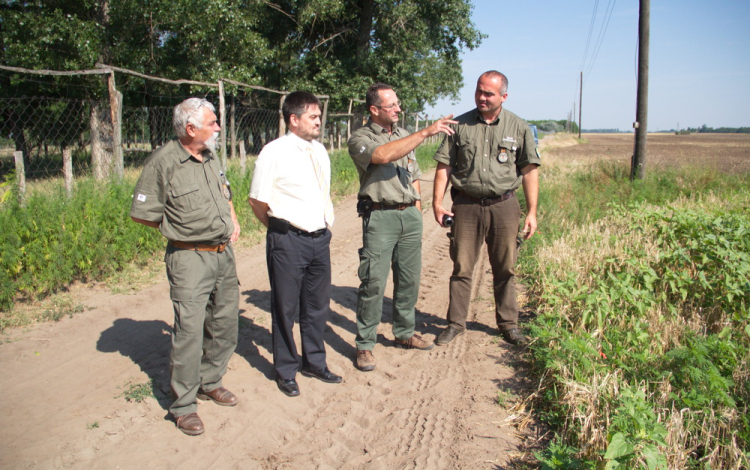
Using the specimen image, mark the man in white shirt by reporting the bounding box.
[249,91,342,397]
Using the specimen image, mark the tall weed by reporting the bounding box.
[526,191,750,469]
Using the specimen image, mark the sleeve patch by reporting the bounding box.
[136,193,147,202]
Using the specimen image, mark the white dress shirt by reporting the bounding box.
[249,132,332,232]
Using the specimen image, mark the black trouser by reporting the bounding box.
[266,226,332,380]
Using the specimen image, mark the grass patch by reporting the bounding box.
[520,153,750,468]
[117,378,155,403]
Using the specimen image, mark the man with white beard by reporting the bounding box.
[130,98,241,436]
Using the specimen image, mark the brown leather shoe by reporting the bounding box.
[356,350,376,372]
[197,387,238,406]
[175,412,204,436]
[436,325,465,346]
[501,328,528,346]
[395,334,434,350]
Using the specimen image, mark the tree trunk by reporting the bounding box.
[356,0,374,62]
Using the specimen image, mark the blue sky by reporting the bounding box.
[424,0,750,131]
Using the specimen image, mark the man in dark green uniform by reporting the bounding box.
[348,83,457,371]
[432,71,541,347]
[131,98,241,436]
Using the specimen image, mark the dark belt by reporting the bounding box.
[269,216,326,238]
[457,190,515,206]
[371,201,416,211]
[169,240,228,253]
[288,225,327,238]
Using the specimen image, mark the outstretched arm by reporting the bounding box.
[371,115,457,164]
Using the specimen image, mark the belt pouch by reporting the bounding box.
[268,217,290,234]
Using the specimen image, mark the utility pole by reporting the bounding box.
[578,72,582,139]
[631,0,650,180]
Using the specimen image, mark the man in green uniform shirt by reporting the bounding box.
[131,98,241,436]
[432,71,541,347]
[348,83,457,371]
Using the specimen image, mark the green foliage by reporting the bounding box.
[2,0,483,112]
[521,161,750,468]
[0,176,163,315]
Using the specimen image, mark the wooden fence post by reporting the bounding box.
[218,80,227,170]
[63,148,73,198]
[278,94,287,138]
[230,95,236,161]
[108,71,123,178]
[14,151,26,206]
[239,141,247,173]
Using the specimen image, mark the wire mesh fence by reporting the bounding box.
[1,65,440,203]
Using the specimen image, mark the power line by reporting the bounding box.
[584,0,618,83]
[579,0,600,72]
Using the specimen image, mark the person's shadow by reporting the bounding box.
[96,318,173,410]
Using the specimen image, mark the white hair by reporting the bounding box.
[173,98,215,138]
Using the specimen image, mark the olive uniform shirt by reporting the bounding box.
[433,108,541,198]
[130,139,234,244]
[348,121,422,204]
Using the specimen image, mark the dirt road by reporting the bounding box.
[1,167,539,469]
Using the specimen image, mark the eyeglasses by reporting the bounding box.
[375,100,401,110]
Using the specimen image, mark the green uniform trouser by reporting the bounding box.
[165,244,239,417]
[356,206,422,350]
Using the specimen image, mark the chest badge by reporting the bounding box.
[498,152,508,163]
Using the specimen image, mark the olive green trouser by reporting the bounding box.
[447,194,521,332]
[356,206,422,350]
[165,244,239,417]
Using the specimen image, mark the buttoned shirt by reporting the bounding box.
[434,108,541,198]
[130,139,234,244]
[348,120,422,205]
[249,132,331,233]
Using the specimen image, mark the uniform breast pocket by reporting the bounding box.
[455,142,477,175]
[170,183,205,213]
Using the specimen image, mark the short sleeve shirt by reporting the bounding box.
[249,132,330,233]
[433,108,541,198]
[348,120,422,205]
[130,139,234,243]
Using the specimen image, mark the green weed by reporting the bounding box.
[117,379,154,403]
[86,421,100,430]
[521,159,750,468]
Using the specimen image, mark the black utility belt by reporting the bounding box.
[453,188,515,206]
[268,217,326,238]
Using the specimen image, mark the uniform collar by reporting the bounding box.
[175,139,213,164]
[366,119,403,136]
[472,108,503,125]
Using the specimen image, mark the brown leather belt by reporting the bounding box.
[169,240,228,253]
[457,190,515,206]
[371,201,416,211]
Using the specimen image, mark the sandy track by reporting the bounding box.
[1,169,538,469]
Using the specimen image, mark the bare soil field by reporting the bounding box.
[2,132,746,469]
[547,132,750,173]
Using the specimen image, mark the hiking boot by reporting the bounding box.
[394,334,434,350]
[435,325,465,346]
[501,328,528,346]
[356,349,376,372]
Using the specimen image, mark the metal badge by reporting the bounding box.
[498,152,508,163]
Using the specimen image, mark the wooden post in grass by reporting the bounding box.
[631,0,650,180]
[13,151,25,206]
[239,141,247,173]
[63,148,73,197]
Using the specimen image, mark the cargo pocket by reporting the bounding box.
[170,183,204,213]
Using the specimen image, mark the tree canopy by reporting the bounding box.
[1,0,484,110]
